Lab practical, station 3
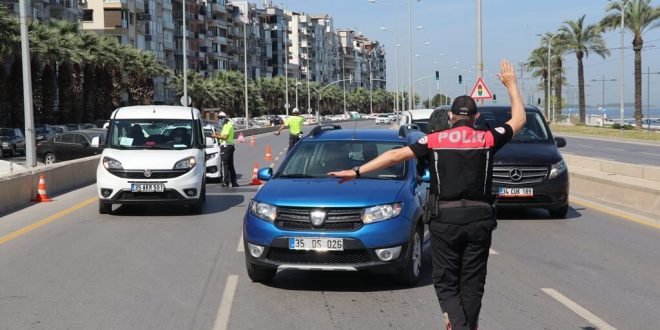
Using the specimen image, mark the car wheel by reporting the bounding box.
[396,224,423,287]
[44,152,56,165]
[189,186,206,214]
[245,255,277,283]
[99,201,112,215]
[548,204,569,219]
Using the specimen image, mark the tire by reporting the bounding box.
[44,152,56,165]
[396,224,423,287]
[548,204,569,219]
[245,255,277,283]
[189,186,206,214]
[99,201,112,215]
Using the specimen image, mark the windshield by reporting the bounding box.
[109,119,195,150]
[475,110,550,142]
[278,141,406,180]
[85,132,107,145]
[0,128,16,137]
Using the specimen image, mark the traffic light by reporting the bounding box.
[537,97,541,106]
[458,75,462,84]
[493,94,496,103]
[435,71,439,81]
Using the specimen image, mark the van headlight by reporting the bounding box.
[362,203,403,224]
[102,156,123,170]
[174,156,197,169]
[205,152,218,161]
[250,201,277,222]
[548,160,567,179]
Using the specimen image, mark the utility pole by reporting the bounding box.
[19,0,36,167]
[243,12,249,128]
[407,0,413,112]
[591,76,617,108]
[641,67,660,130]
[476,0,483,83]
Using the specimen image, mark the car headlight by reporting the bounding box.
[362,203,403,224]
[548,160,567,179]
[250,201,277,222]
[173,156,197,169]
[102,156,123,170]
[205,152,218,161]
[1,142,8,148]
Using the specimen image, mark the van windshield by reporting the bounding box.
[109,119,195,150]
[475,110,550,142]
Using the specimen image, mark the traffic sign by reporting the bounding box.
[469,77,493,100]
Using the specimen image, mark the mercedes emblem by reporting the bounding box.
[509,168,523,182]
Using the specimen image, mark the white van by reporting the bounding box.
[96,106,208,214]
[398,108,437,133]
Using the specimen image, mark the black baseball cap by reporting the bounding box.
[450,95,478,116]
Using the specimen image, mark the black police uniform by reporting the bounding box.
[409,119,513,330]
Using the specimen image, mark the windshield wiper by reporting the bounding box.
[279,174,319,178]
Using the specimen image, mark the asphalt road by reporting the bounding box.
[559,134,660,166]
[0,121,659,329]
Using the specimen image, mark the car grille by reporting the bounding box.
[274,207,364,231]
[493,166,548,185]
[267,247,372,264]
[115,190,184,200]
[109,169,189,179]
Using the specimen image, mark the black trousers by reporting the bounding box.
[288,134,302,153]
[430,218,496,330]
[220,145,237,185]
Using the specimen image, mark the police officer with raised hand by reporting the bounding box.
[328,59,526,330]
[211,112,239,187]
[275,107,305,152]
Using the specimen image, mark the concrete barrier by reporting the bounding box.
[0,155,100,215]
[564,153,660,218]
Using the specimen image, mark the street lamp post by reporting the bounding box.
[538,33,559,121]
[243,13,249,128]
[641,67,660,130]
[18,0,36,167]
[591,76,617,109]
[295,81,302,110]
[284,23,289,116]
[618,0,631,130]
[317,76,352,123]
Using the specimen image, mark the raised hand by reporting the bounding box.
[496,59,517,89]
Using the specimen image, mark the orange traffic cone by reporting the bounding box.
[249,134,256,146]
[32,174,52,202]
[249,162,262,186]
[264,145,273,161]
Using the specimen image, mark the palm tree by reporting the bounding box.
[540,32,567,118]
[601,0,660,128]
[50,20,85,123]
[0,5,18,59]
[559,15,610,124]
[526,47,549,114]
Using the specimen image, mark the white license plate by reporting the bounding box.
[498,187,533,197]
[289,237,344,251]
[131,183,165,193]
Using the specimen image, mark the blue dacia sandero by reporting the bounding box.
[243,124,430,286]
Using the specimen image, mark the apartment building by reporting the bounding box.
[337,29,386,91]
[1,0,80,22]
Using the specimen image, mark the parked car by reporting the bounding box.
[36,129,106,165]
[203,124,222,181]
[0,128,26,158]
[35,126,64,143]
[475,106,569,218]
[96,106,207,215]
[374,114,392,125]
[243,124,429,285]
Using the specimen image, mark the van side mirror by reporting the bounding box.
[90,136,100,148]
[555,137,566,148]
[205,137,215,148]
[421,168,431,183]
[257,167,273,181]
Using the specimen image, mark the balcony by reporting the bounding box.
[211,2,226,14]
[163,20,174,30]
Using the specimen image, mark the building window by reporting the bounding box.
[82,9,94,22]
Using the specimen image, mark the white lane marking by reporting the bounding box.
[269,163,275,168]
[274,157,280,161]
[489,249,498,255]
[213,275,239,330]
[541,288,617,330]
[278,151,285,156]
[640,151,660,157]
[237,233,244,252]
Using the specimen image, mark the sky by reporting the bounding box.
[275,0,660,108]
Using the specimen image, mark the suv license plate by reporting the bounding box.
[289,237,344,251]
[131,183,165,193]
[498,187,533,197]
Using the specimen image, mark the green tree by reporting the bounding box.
[559,15,610,124]
[527,47,550,115]
[601,0,660,128]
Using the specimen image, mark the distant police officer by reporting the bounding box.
[329,60,527,330]
[275,107,305,152]
[212,112,239,187]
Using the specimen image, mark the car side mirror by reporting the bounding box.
[421,168,431,183]
[90,136,100,148]
[257,167,273,181]
[555,137,566,148]
[205,136,215,148]
[81,140,90,147]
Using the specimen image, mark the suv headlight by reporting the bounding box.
[174,156,197,169]
[1,142,9,148]
[205,152,218,161]
[250,201,277,222]
[548,160,567,179]
[102,156,123,170]
[362,203,403,224]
